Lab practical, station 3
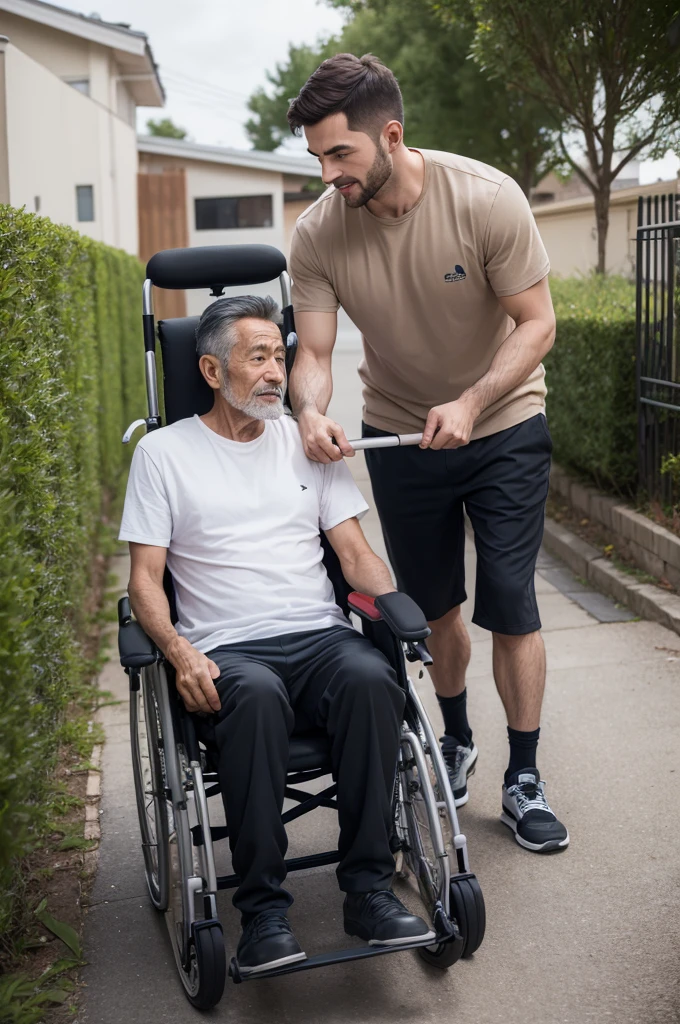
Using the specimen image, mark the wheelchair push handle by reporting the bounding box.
[347,432,423,451]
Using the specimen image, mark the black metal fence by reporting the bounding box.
[635,192,680,507]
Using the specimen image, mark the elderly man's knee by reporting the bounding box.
[216,664,289,722]
[337,649,403,706]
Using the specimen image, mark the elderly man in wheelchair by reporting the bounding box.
[119,293,435,975]
[117,244,484,1009]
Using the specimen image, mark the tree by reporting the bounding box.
[145,117,188,139]
[245,0,562,194]
[246,44,334,152]
[433,0,680,272]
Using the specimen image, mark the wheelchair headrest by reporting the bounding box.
[146,245,287,293]
[158,316,212,425]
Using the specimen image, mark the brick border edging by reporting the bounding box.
[82,740,103,878]
[543,517,680,636]
[549,464,680,590]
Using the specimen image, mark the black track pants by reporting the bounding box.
[196,625,405,923]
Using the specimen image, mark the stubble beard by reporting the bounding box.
[339,145,393,209]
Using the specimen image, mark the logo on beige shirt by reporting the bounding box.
[444,265,467,283]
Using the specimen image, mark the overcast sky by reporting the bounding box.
[66,0,679,181]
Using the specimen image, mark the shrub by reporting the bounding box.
[545,275,637,495]
[0,207,145,936]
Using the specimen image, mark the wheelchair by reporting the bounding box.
[117,243,485,1009]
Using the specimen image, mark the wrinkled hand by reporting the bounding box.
[166,636,221,714]
[420,398,479,451]
[297,409,354,464]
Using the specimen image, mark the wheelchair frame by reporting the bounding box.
[118,245,485,1010]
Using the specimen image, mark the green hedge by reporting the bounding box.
[0,207,145,935]
[546,276,637,495]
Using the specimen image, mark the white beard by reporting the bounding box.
[220,378,284,420]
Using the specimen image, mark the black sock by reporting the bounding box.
[505,726,540,784]
[437,689,472,748]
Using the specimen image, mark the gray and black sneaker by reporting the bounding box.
[235,910,306,975]
[501,769,569,853]
[441,736,478,807]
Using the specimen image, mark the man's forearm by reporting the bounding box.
[290,346,333,416]
[128,576,181,659]
[461,319,554,416]
[340,550,396,598]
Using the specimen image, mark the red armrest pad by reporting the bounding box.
[347,592,382,621]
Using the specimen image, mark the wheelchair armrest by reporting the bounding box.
[347,591,431,641]
[117,596,159,668]
[375,592,431,641]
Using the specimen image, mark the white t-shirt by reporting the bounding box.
[118,414,368,652]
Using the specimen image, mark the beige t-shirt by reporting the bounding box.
[290,149,550,439]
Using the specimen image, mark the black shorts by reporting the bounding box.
[362,414,552,635]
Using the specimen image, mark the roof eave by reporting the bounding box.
[0,0,164,103]
[532,179,678,217]
[137,135,322,176]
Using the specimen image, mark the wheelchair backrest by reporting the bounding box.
[146,244,290,427]
[158,316,208,425]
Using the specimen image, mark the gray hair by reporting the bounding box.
[195,294,283,366]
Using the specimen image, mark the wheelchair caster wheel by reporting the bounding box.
[417,874,485,969]
[181,923,226,1010]
[451,873,485,958]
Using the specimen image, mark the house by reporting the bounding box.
[532,178,679,278]
[530,159,642,206]
[137,135,322,317]
[0,0,163,253]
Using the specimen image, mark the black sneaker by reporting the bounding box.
[501,769,569,853]
[235,910,306,975]
[344,890,436,946]
[441,736,478,807]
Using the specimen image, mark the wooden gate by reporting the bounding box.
[138,168,188,320]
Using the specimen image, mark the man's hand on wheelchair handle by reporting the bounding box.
[166,635,221,714]
[420,395,480,451]
[297,408,355,463]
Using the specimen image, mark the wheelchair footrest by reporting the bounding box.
[229,933,442,983]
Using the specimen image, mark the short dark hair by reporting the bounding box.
[195,294,282,366]
[287,53,403,140]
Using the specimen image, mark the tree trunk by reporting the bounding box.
[518,148,537,198]
[593,181,611,275]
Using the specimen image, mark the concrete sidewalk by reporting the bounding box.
[80,351,680,1024]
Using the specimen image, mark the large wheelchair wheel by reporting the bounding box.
[130,666,169,910]
[397,705,485,968]
[398,718,453,911]
[150,666,226,1009]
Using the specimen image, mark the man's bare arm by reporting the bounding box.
[127,542,220,713]
[325,517,396,597]
[463,275,556,415]
[291,310,354,463]
[421,277,556,450]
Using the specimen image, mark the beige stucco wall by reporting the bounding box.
[284,195,316,255]
[4,42,138,252]
[0,11,89,78]
[532,184,677,278]
[533,200,636,278]
[0,11,137,122]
